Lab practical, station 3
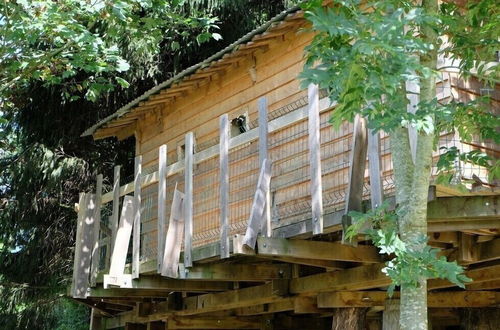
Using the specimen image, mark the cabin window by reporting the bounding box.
[230,113,249,137]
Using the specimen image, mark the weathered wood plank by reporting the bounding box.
[429,264,500,290]
[179,280,289,315]
[161,187,185,278]
[157,144,167,272]
[258,97,272,237]
[133,155,142,279]
[342,115,368,243]
[177,263,291,281]
[72,193,97,298]
[255,237,381,263]
[237,298,295,316]
[167,316,262,329]
[71,193,86,297]
[308,83,324,235]
[219,115,230,259]
[367,129,383,209]
[318,291,500,308]
[290,263,389,295]
[108,196,134,276]
[91,174,103,287]
[184,132,194,267]
[109,166,121,266]
[242,158,272,249]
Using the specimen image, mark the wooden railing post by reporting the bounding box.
[184,132,194,267]
[132,155,142,279]
[72,192,96,298]
[219,115,230,259]
[258,97,272,237]
[308,83,324,235]
[108,165,121,270]
[342,115,368,244]
[158,144,167,272]
[90,174,103,286]
[367,129,383,209]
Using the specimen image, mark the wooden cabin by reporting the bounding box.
[72,7,500,330]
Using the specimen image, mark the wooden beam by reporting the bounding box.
[429,264,500,290]
[308,83,324,235]
[290,263,389,295]
[184,132,194,267]
[342,115,368,243]
[237,298,295,316]
[161,187,185,278]
[177,263,291,281]
[157,145,167,272]
[219,115,230,259]
[242,159,272,249]
[72,193,97,298]
[427,195,499,222]
[255,237,381,263]
[258,97,272,238]
[179,280,288,315]
[294,296,323,314]
[132,155,142,279]
[318,291,500,308]
[91,174,104,287]
[94,277,232,296]
[167,316,262,329]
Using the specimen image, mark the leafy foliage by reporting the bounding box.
[345,203,471,296]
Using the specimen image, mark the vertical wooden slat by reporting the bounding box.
[108,165,121,270]
[242,159,272,249]
[71,193,86,297]
[90,174,103,286]
[367,129,383,209]
[219,115,230,259]
[132,155,142,279]
[342,115,368,243]
[308,83,324,235]
[158,144,167,272]
[109,196,135,276]
[161,186,185,278]
[72,193,96,298]
[184,132,194,267]
[258,97,272,237]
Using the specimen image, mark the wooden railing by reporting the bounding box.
[71,81,493,298]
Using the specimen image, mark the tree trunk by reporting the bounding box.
[460,308,500,330]
[331,308,368,330]
[394,0,438,329]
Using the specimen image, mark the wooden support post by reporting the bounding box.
[258,97,271,237]
[72,193,96,298]
[157,144,167,272]
[308,83,324,235]
[342,115,368,244]
[367,129,383,209]
[184,132,194,267]
[458,232,477,263]
[382,299,400,330]
[91,174,103,287]
[71,193,86,297]
[104,196,134,288]
[90,308,104,330]
[109,165,121,269]
[219,115,230,259]
[161,187,185,278]
[242,159,272,249]
[133,155,142,279]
